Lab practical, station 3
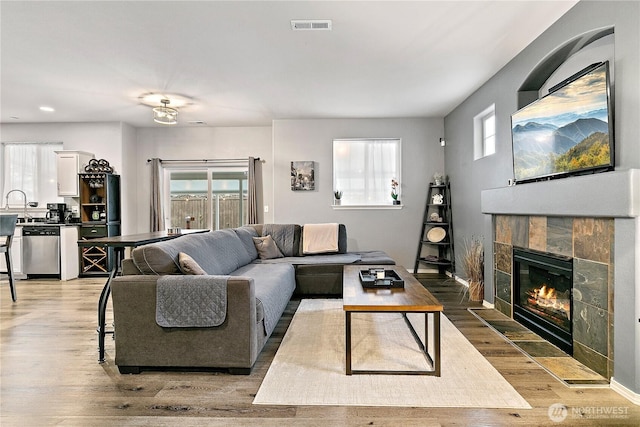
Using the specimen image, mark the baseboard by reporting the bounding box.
[610,378,640,405]
[448,272,494,307]
[414,267,450,274]
[418,270,491,306]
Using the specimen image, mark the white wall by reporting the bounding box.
[1,122,124,171]
[120,123,137,234]
[0,122,134,230]
[273,118,444,268]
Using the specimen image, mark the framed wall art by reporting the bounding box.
[291,161,315,190]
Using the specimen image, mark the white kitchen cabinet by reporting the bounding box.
[60,226,79,280]
[55,151,94,197]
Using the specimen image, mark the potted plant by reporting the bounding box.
[391,179,400,204]
[462,236,484,301]
[334,190,343,205]
[433,172,444,185]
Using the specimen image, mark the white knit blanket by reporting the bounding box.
[302,223,339,254]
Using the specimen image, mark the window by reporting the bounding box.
[333,138,401,206]
[474,104,496,159]
[1,142,63,207]
[164,164,248,230]
[482,112,496,156]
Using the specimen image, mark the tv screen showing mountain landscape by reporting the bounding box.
[511,62,613,183]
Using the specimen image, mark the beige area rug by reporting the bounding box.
[253,299,531,408]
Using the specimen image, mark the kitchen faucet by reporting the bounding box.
[4,189,31,221]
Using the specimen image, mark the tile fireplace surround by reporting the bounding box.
[493,214,613,378]
[481,169,639,398]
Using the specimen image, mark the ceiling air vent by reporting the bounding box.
[291,20,332,31]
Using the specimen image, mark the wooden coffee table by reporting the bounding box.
[343,265,443,376]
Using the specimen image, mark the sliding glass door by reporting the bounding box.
[165,167,247,230]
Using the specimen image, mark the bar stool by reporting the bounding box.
[0,214,19,302]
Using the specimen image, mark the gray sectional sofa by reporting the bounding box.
[110,224,394,374]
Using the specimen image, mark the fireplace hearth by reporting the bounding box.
[513,248,573,355]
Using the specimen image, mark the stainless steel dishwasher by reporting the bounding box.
[22,225,61,278]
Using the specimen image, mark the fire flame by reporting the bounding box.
[528,284,570,320]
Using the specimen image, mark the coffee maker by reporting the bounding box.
[46,203,67,224]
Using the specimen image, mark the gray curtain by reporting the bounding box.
[150,158,165,232]
[247,157,260,224]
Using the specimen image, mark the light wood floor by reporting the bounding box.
[1,275,638,426]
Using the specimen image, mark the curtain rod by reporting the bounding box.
[147,157,260,163]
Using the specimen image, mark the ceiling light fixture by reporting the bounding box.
[153,99,178,125]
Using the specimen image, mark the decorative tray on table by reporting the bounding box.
[359,268,405,289]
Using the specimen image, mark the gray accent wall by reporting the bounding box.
[444,1,640,396]
[272,118,444,268]
[134,126,274,231]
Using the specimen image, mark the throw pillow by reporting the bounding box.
[253,235,284,260]
[178,252,207,275]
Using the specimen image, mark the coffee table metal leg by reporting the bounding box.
[346,310,441,376]
[433,311,441,376]
[424,312,429,354]
[345,311,352,375]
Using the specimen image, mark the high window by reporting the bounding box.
[333,138,401,206]
[164,165,248,230]
[474,104,496,159]
[1,142,63,207]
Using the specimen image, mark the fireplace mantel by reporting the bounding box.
[480,169,640,396]
[481,169,639,218]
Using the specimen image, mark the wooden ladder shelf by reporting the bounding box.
[413,181,455,276]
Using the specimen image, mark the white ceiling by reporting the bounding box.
[1,1,578,128]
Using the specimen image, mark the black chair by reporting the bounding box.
[0,214,19,302]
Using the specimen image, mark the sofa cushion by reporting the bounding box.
[261,224,300,257]
[231,263,295,337]
[233,226,259,260]
[178,252,207,275]
[131,230,254,275]
[253,235,284,260]
[253,253,362,265]
[352,250,396,265]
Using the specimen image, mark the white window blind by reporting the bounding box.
[333,138,401,206]
[2,142,63,207]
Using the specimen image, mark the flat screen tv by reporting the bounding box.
[511,61,614,184]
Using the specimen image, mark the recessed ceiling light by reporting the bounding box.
[39,106,55,112]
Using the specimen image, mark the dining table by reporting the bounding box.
[77,229,209,363]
